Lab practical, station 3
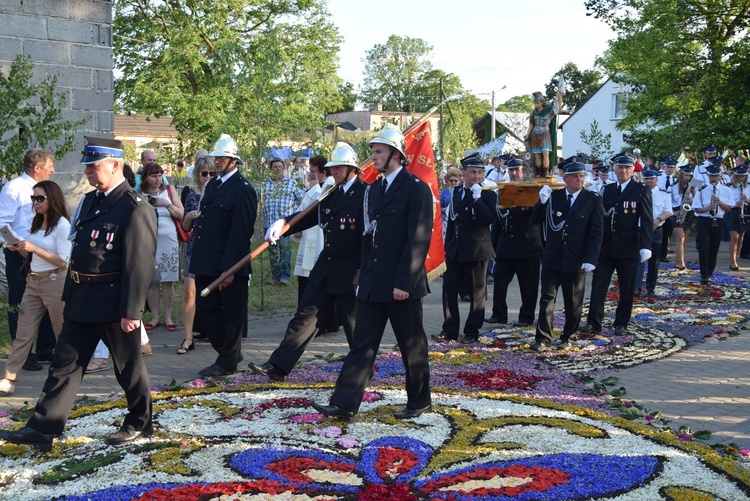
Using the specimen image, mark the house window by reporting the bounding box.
[612,93,629,120]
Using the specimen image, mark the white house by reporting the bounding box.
[560,78,632,159]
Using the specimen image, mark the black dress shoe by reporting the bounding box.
[431,332,458,343]
[579,324,600,335]
[311,402,355,422]
[198,363,234,377]
[394,405,432,420]
[530,341,551,352]
[460,295,470,302]
[105,423,154,446]
[512,321,532,327]
[557,339,573,351]
[460,336,478,344]
[248,362,285,382]
[23,360,43,371]
[484,316,505,324]
[614,325,628,335]
[0,426,54,451]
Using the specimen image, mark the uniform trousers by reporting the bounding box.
[4,248,56,361]
[268,279,355,375]
[195,274,247,371]
[587,254,639,330]
[330,297,431,413]
[4,275,65,380]
[696,217,724,280]
[645,229,663,292]
[441,259,488,338]
[660,217,673,259]
[535,267,586,344]
[491,255,540,325]
[27,317,151,436]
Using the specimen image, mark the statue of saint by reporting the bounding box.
[525,85,564,178]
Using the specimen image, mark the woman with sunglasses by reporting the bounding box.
[0,181,71,394]
[176,156,214,354]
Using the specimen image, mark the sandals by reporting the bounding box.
[730,265,740,271]
[176,339,195,355]
[85,358,110,373]
[0,378,15,395]
[165,323,178,332]
[144,321,161,330]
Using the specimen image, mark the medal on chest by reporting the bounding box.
[105,232,115,250]
[90,230,99,247]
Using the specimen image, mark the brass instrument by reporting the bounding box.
[676,185,695,225]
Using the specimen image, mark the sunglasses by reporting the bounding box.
[30,195,47,203]
[200,171,216,177]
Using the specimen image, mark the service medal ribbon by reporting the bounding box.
[90,230,99,240]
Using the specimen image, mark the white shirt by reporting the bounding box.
[485,164,509,183]
[382,167,402,191]
[651,187,672,220]
[29,218,72,272]
[657,174,677,192]
[0,173,37,241]
[692,183,733,218]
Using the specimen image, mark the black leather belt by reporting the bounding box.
[69,270,121,284]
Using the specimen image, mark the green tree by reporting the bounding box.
[497,95,533,113]
[578,119,613,160]
[0,55,83,176]
[325,81,358,115]
[410,69,465,112]
[114,0,343,157]
[360,35,434,112]
[544,61,603,112]
[586,0,750,153]
[440,93,487,165]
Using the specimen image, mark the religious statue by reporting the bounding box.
[525,74,565,178]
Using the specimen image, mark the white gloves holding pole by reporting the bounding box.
[470,184,482,200]
[539,185,552,204]
[639,249,652,263]
[265,218,286,244]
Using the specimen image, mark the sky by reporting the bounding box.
[325,0,615,107]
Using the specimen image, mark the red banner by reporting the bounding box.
[359,121,446,281]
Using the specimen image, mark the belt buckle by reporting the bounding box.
[70,271,80,284]
[29,272,41,279]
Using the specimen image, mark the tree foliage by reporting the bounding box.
[587,0,750,154]
[0,55,83,176]
[544,61,603,112]
[578,119,613,160]
[114,0,343,158]
[440,93,488,166]
[360,35,436,112]
[497,95,533,113]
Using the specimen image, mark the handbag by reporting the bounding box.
[167,185,192,243]
[19,252,32,279]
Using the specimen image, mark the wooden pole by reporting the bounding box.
[200,183,337,297]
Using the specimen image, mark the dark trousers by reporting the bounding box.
[492,255,540,325]
[441,259,488,338]
[4,248,56,362]
[587,254,639,330]
[330,297,430,413]
[645,231,663,292]
[535,267,586,343]
[269,280,356,375]
[297,276,340,332]
[696,217,724,280]
[27,318,151,435]
[195,274,247,370]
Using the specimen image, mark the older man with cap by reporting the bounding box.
[530,162,603,351]
[692,160,733,284]
[434,153,496,344]
[190,134,257,377]
[588,164,613,194]
[486,158,542,328]
[312,124,433,421]
[581,155,653,337]
[637,169,672,296]
[0,137,157,450]
[249,143,366,381]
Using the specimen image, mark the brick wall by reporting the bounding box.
[0,0,114,198]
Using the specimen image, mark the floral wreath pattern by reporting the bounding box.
[2,388,748,501]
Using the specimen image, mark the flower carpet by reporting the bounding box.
[0,264,749,500]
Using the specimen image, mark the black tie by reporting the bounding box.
[567,193,573,211]
[382,178,388,191]
[617,184,622,195]
[88,191,105,215]
[665,177,671,189]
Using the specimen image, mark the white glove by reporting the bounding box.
[581,263,595,272]
[539,185,552,204]
[639,248,652,263]
[322,176,336,188]
[265,218,286,244]
[470,184,482,199]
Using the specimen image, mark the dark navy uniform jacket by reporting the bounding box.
[444,187,496,262]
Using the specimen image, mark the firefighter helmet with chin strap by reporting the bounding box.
[325,142,359,169]
[209,134,241,160]
[368,124,407,170]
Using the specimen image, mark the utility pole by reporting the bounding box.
[490,90,496,140]
[439,77,444,166]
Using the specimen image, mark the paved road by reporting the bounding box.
[1,235,748,449]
